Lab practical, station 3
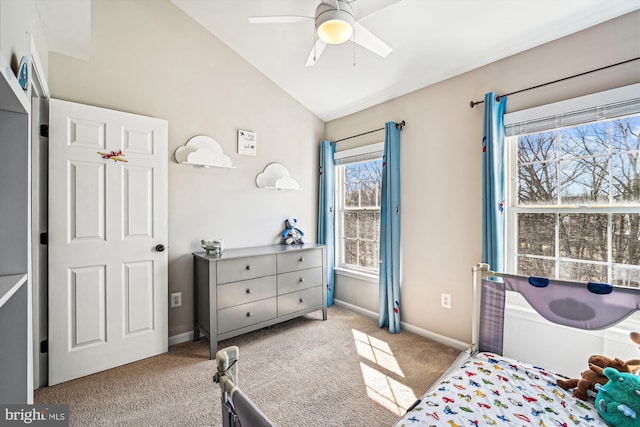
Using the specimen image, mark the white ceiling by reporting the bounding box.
[38,0,640,122]
[36,0,91,61]
[170,0,640,121]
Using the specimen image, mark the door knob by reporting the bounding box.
[155,244,166,252]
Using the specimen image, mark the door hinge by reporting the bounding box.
[40,124,49,138]
[40,340,48,353]
[40,232,48,245]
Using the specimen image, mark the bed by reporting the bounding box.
[394,263,640,427]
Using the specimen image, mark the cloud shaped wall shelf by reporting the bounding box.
[175,135,234,168]
[256,163,300,190]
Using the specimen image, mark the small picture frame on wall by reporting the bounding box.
[238,130,257,156]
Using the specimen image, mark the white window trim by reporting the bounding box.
[334,142,384,278]
[334,266,379,284]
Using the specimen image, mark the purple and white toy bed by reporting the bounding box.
[394,263,640,427]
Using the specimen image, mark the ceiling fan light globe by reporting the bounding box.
[315,2,355,45]
[318,19,353,44]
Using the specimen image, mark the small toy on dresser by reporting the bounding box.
[201,239,224,255]
[281,218,304,245]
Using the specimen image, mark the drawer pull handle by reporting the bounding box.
[246,312,253,317]
[299,298,304,303]
[299,278,304,283]
[299,257,305,262]
[246,288,252,294]
[246,265,252,270]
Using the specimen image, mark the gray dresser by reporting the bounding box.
[193,244,327,358]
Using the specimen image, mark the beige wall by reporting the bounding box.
[327,11,640,344]
[47,0,324,337]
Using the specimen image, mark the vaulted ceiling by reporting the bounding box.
[39,0,640,121]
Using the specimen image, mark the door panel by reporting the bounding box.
[69,161,105,241]
[70,265,106,348]
[48,99,168,385]
[123,128,154,154]
[124,261,154,334]
[68,117,106,149]
[123,166,153,238]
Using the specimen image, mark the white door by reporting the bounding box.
[48,99,168,385]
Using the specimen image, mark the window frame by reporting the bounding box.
[334,142,384,278]
[504,84,640,281]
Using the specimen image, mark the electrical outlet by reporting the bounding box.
[440,293,452,309]
[170,292,182,308]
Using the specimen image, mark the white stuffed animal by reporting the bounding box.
[201,239,224,255]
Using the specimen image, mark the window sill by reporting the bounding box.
[334,267,378,284]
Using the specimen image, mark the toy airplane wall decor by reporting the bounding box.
[98,150,128,162]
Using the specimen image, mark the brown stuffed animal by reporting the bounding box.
[557,355,630,400]
[628,331,640,373]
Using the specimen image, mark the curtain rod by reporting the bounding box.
[469,57,640,108]
[331,120,405,144]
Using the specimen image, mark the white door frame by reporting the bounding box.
[28,34,50,390]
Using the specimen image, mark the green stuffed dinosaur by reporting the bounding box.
[595,367,640,427]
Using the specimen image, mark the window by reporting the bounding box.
[505,84,640,286]
[335,143,383,275]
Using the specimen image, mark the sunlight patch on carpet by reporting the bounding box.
[353,329,417,415]
[352,329,403,377]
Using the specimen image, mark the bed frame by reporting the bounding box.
[213,346,274,427]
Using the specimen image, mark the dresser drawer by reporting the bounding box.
[277,248,323,273]
[217,254,276,284]
[217,276,277,309]
[278,286,322,317]
[277,267,322,295]
[218,298,277,334]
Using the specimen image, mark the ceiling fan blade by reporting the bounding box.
[305,39,328,67]
[353,22,392,58]
[248,16,312,24]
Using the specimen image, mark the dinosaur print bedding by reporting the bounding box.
[394,352,607,426]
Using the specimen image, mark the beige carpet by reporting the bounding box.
[35,305,461,426]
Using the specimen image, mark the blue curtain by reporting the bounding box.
[318,139,336,306]
[481,92,507,273]
[379,122,401,333]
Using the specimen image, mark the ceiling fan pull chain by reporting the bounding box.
[313,25,317,62]
[353,27,356,67]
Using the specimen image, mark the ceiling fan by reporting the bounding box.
[248,0,396,66]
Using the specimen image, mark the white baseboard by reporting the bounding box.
[334,298,378,318]
[401,321,469,351]
[333,299,469,351]
[172,301,469,351]
[168,331,194,347]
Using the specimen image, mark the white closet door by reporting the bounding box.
[48,99,168,385]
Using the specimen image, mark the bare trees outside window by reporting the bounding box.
[337,159,382,272]
[512,115,640,287]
